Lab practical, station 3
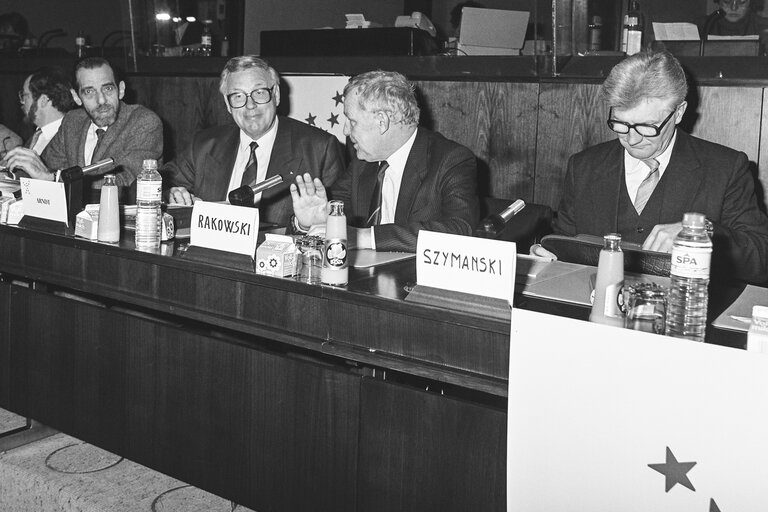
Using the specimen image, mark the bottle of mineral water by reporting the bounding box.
[664,212,712,342]
[135,159,162,249]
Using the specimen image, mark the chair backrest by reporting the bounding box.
[540,234,671,277]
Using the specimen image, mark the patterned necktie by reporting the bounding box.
[241,141,259,187]
[27,128,42,152]
[366,160,389,226]
[634,158,660,215]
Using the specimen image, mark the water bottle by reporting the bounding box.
[97,174,120,243]
[589,233,624,327]
[474,199,525,239]
[135,159,162,250]
[321,200,348,286]
[665,212,712,342]
[200,22,212,57]
[75,30,86,59]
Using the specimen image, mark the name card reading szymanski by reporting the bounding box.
[416,230,516,303]
[20,177,68,226]
[190,200,259,257]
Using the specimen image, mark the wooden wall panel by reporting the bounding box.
[0,283,10,408]
[534,82,612,209]
[760,88,768,211]
[415,81,539,200]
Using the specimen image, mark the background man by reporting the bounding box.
[553,49,768,284]
[19,66,76,154]
[4,57,163,203]
[291,70,479,253]
[166,55,344,228]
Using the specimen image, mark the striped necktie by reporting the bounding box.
[241,141,259,186]
[366,160,389,226]
[634,158,660,215]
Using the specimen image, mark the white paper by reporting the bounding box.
[189,200,259,257]
[20,177,68,226]
[652,22,700,41]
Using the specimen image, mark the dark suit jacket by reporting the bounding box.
[166,116,344,227]
[554,130,768,284]
[331,127,479,253]
[42,102,163,194]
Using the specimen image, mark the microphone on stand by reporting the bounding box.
[474,199,526,238]
[228,170,296,207]
[700,9,725,56]
[58,158,115,183]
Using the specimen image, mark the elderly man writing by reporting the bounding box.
[290,70,479,253]
[552,49,768,284]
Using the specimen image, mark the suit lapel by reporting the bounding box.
[92,102,126,164]
[205,126,240,200]
[656,131,701,222]
[394,128,427,222]
[589,141,624,234]
[262,118,301,202]
[356,160,380,220]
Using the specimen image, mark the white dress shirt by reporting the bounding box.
[623,130,676,208]
[227,118,279,205]
[84,122,105,166]
[32,117,63,155]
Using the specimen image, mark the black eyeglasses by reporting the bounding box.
[226,86,275,109]
[607,106,678,138]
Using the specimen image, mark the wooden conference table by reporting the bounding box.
[0,224,746,511]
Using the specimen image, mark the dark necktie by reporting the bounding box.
[634,158,660,215]
[27,128,42,151]
[241,141,259,187]
[93,128,106,159]
[367,161,389,226]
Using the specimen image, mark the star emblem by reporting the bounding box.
[648,446,697,492]
[327,113,339,128]
[710,499,721,512]
[332,91,343,106]
[305,113,316,126]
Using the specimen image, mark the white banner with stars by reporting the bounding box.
[282,75,350,144]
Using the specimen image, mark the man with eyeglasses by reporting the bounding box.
[698,0,768,40]
[165,55,344,229]
[553,49,768,284]
[4,57,163,203]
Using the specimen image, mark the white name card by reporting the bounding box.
[20,177,68,226]
[416,231,516,303]
[190,201,259,257]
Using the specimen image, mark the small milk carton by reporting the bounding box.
[256,233,297,277]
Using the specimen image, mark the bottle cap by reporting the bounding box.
[329,200,344,216]
[682,212,705,228]
[142,159,158,170]
[591,15,602,25]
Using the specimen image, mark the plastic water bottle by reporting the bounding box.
[321,200,348,286]
[135,159,162,250]
[665,212,712,342]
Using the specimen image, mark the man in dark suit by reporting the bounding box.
[291,70,479,253]
[4,57,163,203]
[553,49,768,284]
[166,56,344,228]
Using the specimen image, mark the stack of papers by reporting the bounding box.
[344,14,380,29]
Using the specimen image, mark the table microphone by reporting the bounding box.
[474,199,526,238]
[228,171,296,207]
[58,158,115,183]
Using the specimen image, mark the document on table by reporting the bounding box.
[712,285,768,332]
[652,22,700,41]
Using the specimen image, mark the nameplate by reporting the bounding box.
[20,177,68,226]
[416,231,516,303]
[190,201,259,257]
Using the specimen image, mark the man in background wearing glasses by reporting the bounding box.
[166,55,344,229]
[4,57,163,204]
[553,49,768,284]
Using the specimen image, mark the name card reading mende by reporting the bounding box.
[190,200,259,257]
[20,177,68,226]
[416,230,516,303]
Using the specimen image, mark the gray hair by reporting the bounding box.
[600,50,688,110]
[344,70,420,125]
[219,55,280,95]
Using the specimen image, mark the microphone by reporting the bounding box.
[700,9,725,56]
[58,158,115,183]
[474,199,526,238]
[228,171,296,207]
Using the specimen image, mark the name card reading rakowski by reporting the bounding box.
[416,231,516,303]
[190,200,259,257]
[20,177,68,226]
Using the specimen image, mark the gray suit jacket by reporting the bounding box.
[165,116,345,227]
[331,127,479,253]
[42,102,163,192]
[554,130,768,284]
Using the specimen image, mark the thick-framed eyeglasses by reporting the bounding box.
[606,106,678,137]
[226,86,275,109]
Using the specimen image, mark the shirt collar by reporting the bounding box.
[40,117,63,141]
[238,117,279,152]
[624,129,677,176]
[383,128,418,170]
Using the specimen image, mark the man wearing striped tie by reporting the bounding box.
[18,67,76,155]
[552,49,768,284]
[290,70,480,253]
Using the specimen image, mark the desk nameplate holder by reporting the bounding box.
[404,231,516,320]
[18,159,113,236]
[178,201,260,272]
